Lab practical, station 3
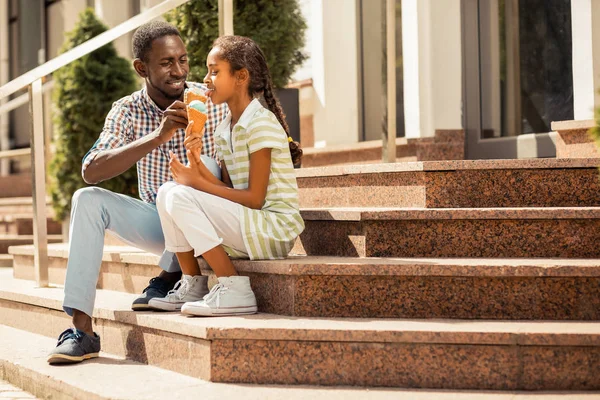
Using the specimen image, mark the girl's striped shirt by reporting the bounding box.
[215,98,304,259]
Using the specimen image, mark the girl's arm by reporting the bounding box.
[171,148,271,210]
[189,152,230,188]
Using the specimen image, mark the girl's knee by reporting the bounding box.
[156,182,178,212]
[164,185,195,215]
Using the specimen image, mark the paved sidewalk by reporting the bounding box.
[0,379,38,399]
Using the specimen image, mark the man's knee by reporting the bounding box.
[71,187,112,210]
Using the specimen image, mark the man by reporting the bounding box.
[47,21,228,364]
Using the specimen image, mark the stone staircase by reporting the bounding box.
[1,157,600,397]
[0,197,63,266]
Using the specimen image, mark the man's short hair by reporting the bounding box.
[132,21,181,61]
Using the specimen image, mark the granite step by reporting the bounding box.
[0,325,408,400]
[0,173,32,198]
[0,255,11,268]
[0,214,61,236]
[297,158,600,208]
[0,197,52,216]
[9,244,600,320]
[1,270,599,390]
[552,120,600,159]
[0,235,63,254]
[296,207,600,258]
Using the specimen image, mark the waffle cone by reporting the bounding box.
[187,106,208,135]
[184,90,207,105]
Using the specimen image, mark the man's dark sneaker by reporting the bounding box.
[131,276,177,311]
[47,328,101,365]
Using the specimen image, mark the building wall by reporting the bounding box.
[310,0,360,147]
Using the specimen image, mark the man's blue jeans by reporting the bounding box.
[62,186,181,317]
[63,156,221,317]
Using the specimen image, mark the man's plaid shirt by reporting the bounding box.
[82,82,228,204]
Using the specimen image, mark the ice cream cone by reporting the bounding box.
[187,106,208,135]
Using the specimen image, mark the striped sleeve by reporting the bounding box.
[247,114,287,154]
[81,104,133,176]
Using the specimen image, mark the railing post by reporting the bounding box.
[383,0,397,163]
[218,0,234,36]
[28,78,49,288]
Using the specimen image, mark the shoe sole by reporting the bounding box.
[47,352,100,365]
[131,303,153,311]
[147,299,184,312]
[181,305,258,317]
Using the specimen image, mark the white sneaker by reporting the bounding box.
[181,276,258,316]
[148,275,209,311]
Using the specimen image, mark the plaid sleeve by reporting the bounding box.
[81,105,133,177]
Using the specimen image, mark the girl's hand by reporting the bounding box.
[184,121,204,165]
[169,151,202,188]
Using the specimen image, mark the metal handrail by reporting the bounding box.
[0,81,54,116]
[0,0,189,100]
[0,148,30,160]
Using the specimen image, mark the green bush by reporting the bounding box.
[49,9,139,221]
[166,0,307,88]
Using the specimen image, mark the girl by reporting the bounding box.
[148,36,304,316]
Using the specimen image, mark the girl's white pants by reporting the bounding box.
[155,181,248,258]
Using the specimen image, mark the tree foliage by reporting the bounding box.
[166,0,307,88]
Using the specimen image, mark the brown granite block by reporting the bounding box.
[0,298,213,381]
[434,129,465,143]
[14,217,62,236]
[416,143,464,161]
[245,273,296,315]
[363,219,600,258]
[96,319,212,380]
[298,171,426,208]
[211,339,520,389]
[293,220,366,257]
[254,274,600,320]
[12,254,68,284]
[0,299,69,339]
[552,120,600,158]
[520,346,600,390]
[425,168,600,208]
[301,138,419,168]
[295,217,600,258]
[0,173,32,198]
[297,160,600,209]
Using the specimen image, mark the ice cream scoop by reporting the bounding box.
[189,99,207,113]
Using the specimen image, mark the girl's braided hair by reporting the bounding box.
[212,35,302,165]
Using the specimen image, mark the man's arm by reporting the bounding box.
[83,132,163,184]
[83,101,189,184]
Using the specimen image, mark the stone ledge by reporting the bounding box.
[1,269,600,346]
[300,207,600,221]
[297,158,600,178]
[551,119,600,158]
[9,244,600,278]
[8,246,600,319]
